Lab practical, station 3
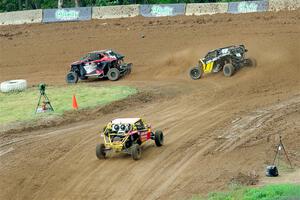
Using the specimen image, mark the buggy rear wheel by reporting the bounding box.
[245,57,257,67]
[189,66,202,80]
[223,63,235,77]
[154,130,164,147]
[96,144,106,159]
[66,71,78,84]
[107,68,120,81]
[131,144,141,160]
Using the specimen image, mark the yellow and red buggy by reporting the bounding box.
[96,118,164,160]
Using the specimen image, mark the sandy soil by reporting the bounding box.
[0,10,300,200]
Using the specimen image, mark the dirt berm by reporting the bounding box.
[0,10,300,200]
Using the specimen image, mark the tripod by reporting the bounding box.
[272,136,293,169]
[35,84,54,113]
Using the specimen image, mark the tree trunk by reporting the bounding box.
[18,0,22,10]
[58,0,63,8]
[25,0,29,9]
[35,0,41,9]
[74,0,80,7]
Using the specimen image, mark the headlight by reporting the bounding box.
[120,124,126,131]
[112,124,119,132]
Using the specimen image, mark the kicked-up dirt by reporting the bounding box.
[0,9,300,200]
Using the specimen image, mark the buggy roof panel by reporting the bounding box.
[111,118,140,124]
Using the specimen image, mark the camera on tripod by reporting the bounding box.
[35,83,54,113]
[38,83,46,95]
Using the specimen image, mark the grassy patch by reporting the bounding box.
[191,184,300,200]
[0,85,137,125]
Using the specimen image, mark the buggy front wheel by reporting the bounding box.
[66,71,78,84]
[131,144,142,160]
[154,130,164,147]
[126,65,132,75]
[245,57,257,67]
[189,66,202,80]
[96,144,106,159]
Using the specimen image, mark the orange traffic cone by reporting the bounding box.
[72,94,78,109]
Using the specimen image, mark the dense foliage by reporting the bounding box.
[0,0,240,12]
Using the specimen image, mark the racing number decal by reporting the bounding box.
[84,63,96,73]
[204,62,214,73]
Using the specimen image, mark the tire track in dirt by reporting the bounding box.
[214,94,300,153]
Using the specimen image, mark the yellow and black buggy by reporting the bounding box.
[189,45,256,79]
[96,118,164,160]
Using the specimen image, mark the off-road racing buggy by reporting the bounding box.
[66,50,132,83]
[189,45,256,79]
[96,118,164,160]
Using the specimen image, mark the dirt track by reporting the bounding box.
[0,10,300,200]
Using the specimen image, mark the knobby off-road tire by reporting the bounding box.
[0,79,27,93]
[131,144,142,160]
[126,64,132,75]
[107,68,120,81]
[223,63,235,77]
[96,144,106,159]
[245,57,257,67]
[66,71,78,84]
[189,66,202,80]
[154,130,164,147]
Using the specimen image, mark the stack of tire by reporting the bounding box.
[0,79,27,93]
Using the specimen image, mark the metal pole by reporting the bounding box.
[35,94,42,113]
[279,136,293,169]
[44,93,54,111]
